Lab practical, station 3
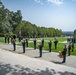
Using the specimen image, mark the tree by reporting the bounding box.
[0,1,63,37]
[22,21,33,37]
[11,10,22,33]
[74,29,76,37]
[0,2,12,34]
[32,24,38,37]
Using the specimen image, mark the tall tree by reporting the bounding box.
[12,10,22,33]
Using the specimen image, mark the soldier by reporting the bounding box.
[18,36,21,42]
[39,43,43,57]
[48,40,52,52]
[12,35,16,51]
[13,35,16,39]
[26,38,28,47]
[73,37,75,43]
[21,39,26,53]
[34,38,36,50]
[68,44,71,56]
[12,38,16,51]
[54,38,58,49]
[62,44,67,63]
[72,43,74,52]
[42,38,44,47]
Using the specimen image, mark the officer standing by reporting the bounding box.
[12,38,16,51]
[62,44,67,63]
[22,39,26,53]
[72,43,74,52]
[54,38,58,49]
[34,38,36,50]
[48,40,52,52]
[26,38,28,47]
[42,38,44,47]
[68,44,71,56]
[39,43,43,57]
[12,35,16,51]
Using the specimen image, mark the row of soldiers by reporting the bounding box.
[4,36,58,56]
[67,43,74,56]
[4,36,75,63]
[4,35,16,51]
[60,42,74,63]
[4,36,12,44]
[67,37,76,43]
[4,35,23,44]
[17,38,58,57]
[18,37,75,63]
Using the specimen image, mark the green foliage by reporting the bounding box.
[74,29,76,38]
[0,37,5,43]
[21,22,62,38]
[0,1,62,37]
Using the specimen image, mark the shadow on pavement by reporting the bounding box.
[51,61,63,64]
[0,62,76,75]
[34,56,41,58]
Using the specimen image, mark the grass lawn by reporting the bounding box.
[28,39,65,52]
[28,37,76,56]
[0,37,76,56]
[0,37,5,43]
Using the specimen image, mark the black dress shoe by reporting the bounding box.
[62,61,65,63]
[23,52,25,53]
[39,56,42,57]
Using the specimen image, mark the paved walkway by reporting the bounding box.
[0,42,76,69]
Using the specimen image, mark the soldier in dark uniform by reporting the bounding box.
[26,38,28,47]
[13,35,16,39]
[12,38,16,51]
[4,35,7,43]
[62,44,67,63]
[72,37,76,43]
[68,44,71,56]
[73,38,75,43]
[42,38,44,47]
[72,43,74,52]
[18,36,21,42]
[22,39,26,53]
[54,38,58,49]
[12,35,16,51]
[48,40,52,52]
[39,43,43,57]
[67,38,69,43]
[34,38,36,50]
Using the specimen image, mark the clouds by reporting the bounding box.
[34,0,76,5]
[34,0,44,5]
[48,0,63,5]
[34,0,63,5]
[27,0,76,5]
[24,0,76,31]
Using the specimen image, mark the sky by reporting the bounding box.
[1,0,76,31]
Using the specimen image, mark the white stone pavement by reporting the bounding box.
[0,42,76,69]
[0,49,76,75]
